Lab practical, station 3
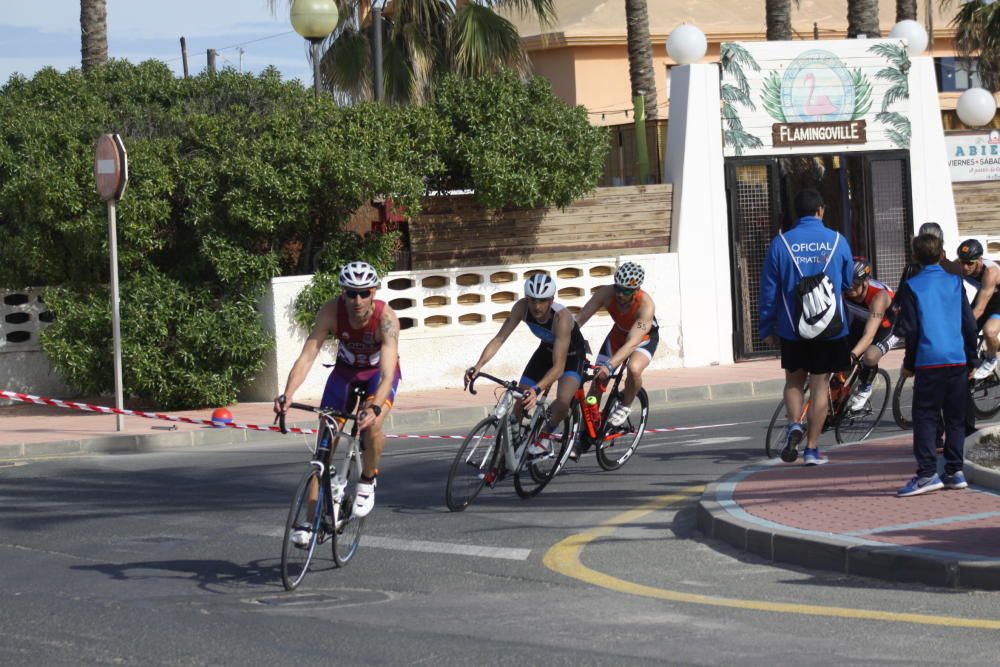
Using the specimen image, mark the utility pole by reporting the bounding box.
[238,47,245,74]
[180,36,189,77]
[207,49,217,75]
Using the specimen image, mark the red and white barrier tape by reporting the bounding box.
[2,390,740,441]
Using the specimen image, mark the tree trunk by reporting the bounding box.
[625,0,658,119]
[896,0,917,22]
[847,0,882,39]
[81,0,108,71]
[766,0,793,41]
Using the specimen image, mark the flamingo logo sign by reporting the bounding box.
[720,40,911,157]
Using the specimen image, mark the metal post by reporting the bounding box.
[634,92,649,185]
[311,40,322,97]
[180,37,189,78]
[107,201,125,432]
[373,5,383,102]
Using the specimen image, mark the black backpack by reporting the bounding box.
[779,232,844,340]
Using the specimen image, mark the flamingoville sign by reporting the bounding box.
[720,39,912,157]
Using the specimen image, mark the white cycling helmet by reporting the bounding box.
[614,262,645,289]
[338,261,380,289]
[524,273,556,299]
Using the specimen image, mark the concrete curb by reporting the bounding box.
[965,425,1000,491]
[697,463,1000,591]
[5,377,786,461]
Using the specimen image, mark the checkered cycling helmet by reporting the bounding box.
[524,273,556,299]
[614,262,645,289]
[338,261,379,289]
[958,239,984,262]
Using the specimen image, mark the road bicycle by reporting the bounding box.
[277,387,368,591]
[565,361,649,472]
[764,358,891,458]
[445,372,573,512]
[892,337,1000,429]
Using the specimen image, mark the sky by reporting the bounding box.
[0,0,315,86]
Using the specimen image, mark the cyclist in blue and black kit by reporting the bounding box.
[957,239,1000,379]
[466,273,587,456]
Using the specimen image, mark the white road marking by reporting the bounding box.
[258,528,530,561]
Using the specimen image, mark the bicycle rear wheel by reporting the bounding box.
[514,413,572,498]
[445,417,501,512]
[891,374,913,430]
[281,469,325,591]
[764,398,787,459]
[332,447,366,566]
[971,372,1000,419]
[596,388,648,471]
[835,369,890,444]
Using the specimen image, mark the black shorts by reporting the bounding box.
[780,337,852,375]
[519,344,586,387]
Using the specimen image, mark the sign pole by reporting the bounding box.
[107,199,125,432]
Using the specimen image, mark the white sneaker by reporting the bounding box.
[352,480,376,518]
[973,357,998,380]
[290,527,313,548]
[848,384,873,411]
[608,405,632,427]
[527,433,554,457]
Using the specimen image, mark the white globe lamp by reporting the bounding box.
[956,87,998,127]
[888,20,928,56]
[666,24,707,65]
[290,0,339,40]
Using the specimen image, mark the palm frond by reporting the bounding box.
[321,25,373,100]
[721,102,747,132]
[850,69,873,119]
[720,83,755,110]
[450,3,528,78]
[723,129,763,157]
[720,43,761,74]
[760,71,785,122]
[874,67,908,85]
[885,127,911,149]
[867,42,910,70]
[881,85,909,112]
[876,111,910,131]
[483,0,557,29]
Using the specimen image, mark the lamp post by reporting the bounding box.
[290,0,340,97]
[371,0,389,102]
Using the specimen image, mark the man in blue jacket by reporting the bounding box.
[759,189,854,465]
[895,233,978,496]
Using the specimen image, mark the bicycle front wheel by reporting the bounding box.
[281,469,325,591]
[514,413,572,498]
[835,369,890,444]
[764,398,787,459]
[596,388,649,471]
[892,374,913,430]
[332,447,366,567]
[445,417,501,512]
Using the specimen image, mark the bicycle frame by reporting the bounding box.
[467,371,550,474]
[575,362,625,443]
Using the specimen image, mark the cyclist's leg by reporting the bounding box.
[983,315,1000,360]
[517,346,550,417]
[359,364,402,478]
[622,331,657,405]
[550,360,583,426]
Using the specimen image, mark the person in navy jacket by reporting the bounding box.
[895,233,978,497]
[759,188,854,465]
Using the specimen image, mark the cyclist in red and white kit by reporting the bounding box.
[275,261,401,531]
[575,261,658,427]
[842,259,898,411]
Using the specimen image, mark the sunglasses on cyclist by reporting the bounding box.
[614,286,637,296]
[344,289,372,300]
[962,260,978,267]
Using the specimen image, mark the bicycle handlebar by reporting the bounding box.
[466,370,523,397]
[275,401,358,435]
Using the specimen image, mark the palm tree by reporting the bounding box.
[80,0,108,72]
[625,0,657,119]
[765,0,795,41]
[942,0,1000,90]
[269,1,555,104]
[847,0,882,39]
[897,0,917,22]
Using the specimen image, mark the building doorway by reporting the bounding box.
[726,151,912,359]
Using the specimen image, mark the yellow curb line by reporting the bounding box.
[542,485,1000,630]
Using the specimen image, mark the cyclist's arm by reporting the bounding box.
[534,309,572,393]
[470,300,525,373]
[277,300,336,411]
[574,286,612,327]
[973,267,999,320]
[607,296,655,369]
[368,308,400,412]
[850,290,890,359]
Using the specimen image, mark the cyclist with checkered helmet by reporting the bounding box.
[575,261,658,427]
[958,239,1000,379]
[466,273,588,458]
[275,261,401,526]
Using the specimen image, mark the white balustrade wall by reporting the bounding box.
[0,288,72,400]
[243,253,681,401]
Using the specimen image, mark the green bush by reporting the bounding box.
[0,62,607,408]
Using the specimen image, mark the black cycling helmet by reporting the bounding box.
[957,239,984,262]
[852,259,872,285]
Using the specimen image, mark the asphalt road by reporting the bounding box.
[2,396,999,666]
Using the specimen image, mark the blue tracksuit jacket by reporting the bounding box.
[758,217,854,342]
[897,264,977,371]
